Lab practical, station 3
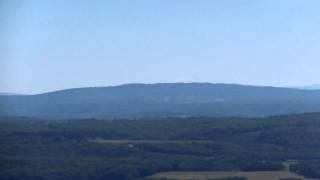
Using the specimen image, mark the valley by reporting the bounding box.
[1,113,320,179]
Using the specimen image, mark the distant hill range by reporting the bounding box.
[294,84,320,90]
[0,92,22,96]
[1,83,320,119]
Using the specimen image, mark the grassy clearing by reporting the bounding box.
[148,171,317,180]
[89,139,216,144]
[282,160,299,171]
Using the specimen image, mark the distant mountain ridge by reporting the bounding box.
[0,92,22,96]
[1,83,320,119]
[294,84,320,90]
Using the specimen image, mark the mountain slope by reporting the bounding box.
[1,83,320,119]
[296,84,320,90]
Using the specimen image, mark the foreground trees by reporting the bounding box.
[1,113,320,179]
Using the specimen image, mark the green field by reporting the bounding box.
[90,139,216,144]
[149,171,316,180]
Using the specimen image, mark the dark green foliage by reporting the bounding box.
[1,113,320,179]
[290,161,320,179]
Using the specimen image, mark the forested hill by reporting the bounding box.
[1,83,320,119]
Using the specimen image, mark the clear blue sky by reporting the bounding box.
[1,0,320,94]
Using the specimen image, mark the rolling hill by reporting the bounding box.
[1,83,320,119]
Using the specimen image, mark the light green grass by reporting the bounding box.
[89,139,215,144]
[148,171,317,180]
[283,160,299,171]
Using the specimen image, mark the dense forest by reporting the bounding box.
[1,113,320,179]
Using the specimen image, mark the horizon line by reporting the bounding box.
[2,82,319,95]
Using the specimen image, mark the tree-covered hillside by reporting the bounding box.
[1,83,320,119]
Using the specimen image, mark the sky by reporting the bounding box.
[1,0,320,94]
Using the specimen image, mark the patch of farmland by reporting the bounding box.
[148,171,317,180]
[89,139,215,144]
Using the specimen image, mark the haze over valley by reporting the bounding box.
[2,0,320,179]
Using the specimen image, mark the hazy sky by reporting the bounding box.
[1,0,320,94]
